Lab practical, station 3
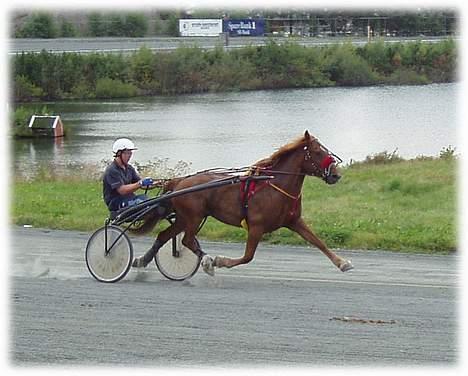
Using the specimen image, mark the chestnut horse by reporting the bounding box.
[132,130,353,275]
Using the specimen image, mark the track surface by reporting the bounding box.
[9,227,458,366]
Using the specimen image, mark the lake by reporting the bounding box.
[13,83,459,175]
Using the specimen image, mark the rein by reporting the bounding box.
[191,136,341,229]
[174,139,342,194]
[244,166,303,218]
[251,167,306,177]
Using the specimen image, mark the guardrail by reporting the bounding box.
[8,36,457,55]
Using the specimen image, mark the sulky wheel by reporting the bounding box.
[155,233,201,281]
[85,225,133,283]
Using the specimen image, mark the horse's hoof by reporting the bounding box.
[213,255,228,268]
[132,256,145,268]
[132,256,149,268]
[340,260,354,272]
[201,255,215,277]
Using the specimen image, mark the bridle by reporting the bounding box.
[191,139,342,182]
[303,141,343,180]
[185,138,343,214]
[242,139,342,218]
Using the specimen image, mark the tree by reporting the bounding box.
[124,13,148,37]
[107,14,125,37]
[14,75,43,101]
[59,19,77,37]
[87,13,106,37]
[166,14,179,36]
[18,13,57,38]
[131,47,154,87]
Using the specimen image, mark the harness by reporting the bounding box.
[240,175,266,230]
[238,143,341,230]
[239,168,302,230]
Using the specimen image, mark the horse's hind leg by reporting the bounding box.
[132,219,185,268]
[287,218,353,272]
[179,216,206,258]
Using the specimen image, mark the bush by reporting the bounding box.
[59,19,77,37]
[131,47,155,89]
[14,75,44,101]
[205,49,261,91]
[17,13,57,38]
[69,81,95,99]
[322,43,378,86]
[87,13,106,37]
[340,55,379,86]
[107,14,126,37]
[439,145,457,160]
[166,14,180,36]
[386,68,430,85]
[170,46,210,93]
[11,105,51,138]
[124,13,148,37]
[394,40,457,81]
[11,106,33,137]
[87,12,148,37]
[350,150,405,166]
[11,40,457,101]
[359,40,394,75]
[239,41,332,89]
[95,78,138,98]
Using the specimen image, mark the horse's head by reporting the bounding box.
[302,130,342,185]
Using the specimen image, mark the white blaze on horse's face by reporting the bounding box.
[324,160,341,185]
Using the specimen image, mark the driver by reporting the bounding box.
[103,138,154,212]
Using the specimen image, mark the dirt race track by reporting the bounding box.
[9,226,458,367]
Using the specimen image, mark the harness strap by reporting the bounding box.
[240,179,302,229]
[267,182,302,201]
[268,182,302,220]
[240,178,268,230]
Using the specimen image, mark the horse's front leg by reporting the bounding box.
[202,227,263,275]
[287,218,353,272]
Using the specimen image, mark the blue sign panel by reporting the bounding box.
[223,19,265,36]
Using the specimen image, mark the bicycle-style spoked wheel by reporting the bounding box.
[85,225,133,283]
[155,233,201,281]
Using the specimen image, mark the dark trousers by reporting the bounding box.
[107,194,148,212]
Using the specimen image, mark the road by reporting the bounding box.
[9,226,458,367]
[8,36,454,55]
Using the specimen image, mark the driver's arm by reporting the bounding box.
[116,181,141,196]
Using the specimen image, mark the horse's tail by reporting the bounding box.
[128,177,185,235]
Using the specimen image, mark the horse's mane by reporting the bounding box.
[254,135,308,168]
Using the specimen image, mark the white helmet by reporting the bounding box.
[112,138,137,155]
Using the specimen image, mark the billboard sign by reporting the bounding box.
[223,19,265,36]
[179,19,223,36]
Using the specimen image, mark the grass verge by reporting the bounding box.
[11,156,457,254]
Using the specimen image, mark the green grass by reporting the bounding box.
[11,157,457,254]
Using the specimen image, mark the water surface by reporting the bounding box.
[13,83,458,174]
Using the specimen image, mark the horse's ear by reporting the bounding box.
[304,130,310,140]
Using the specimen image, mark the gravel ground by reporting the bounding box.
[9,227,459,368]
